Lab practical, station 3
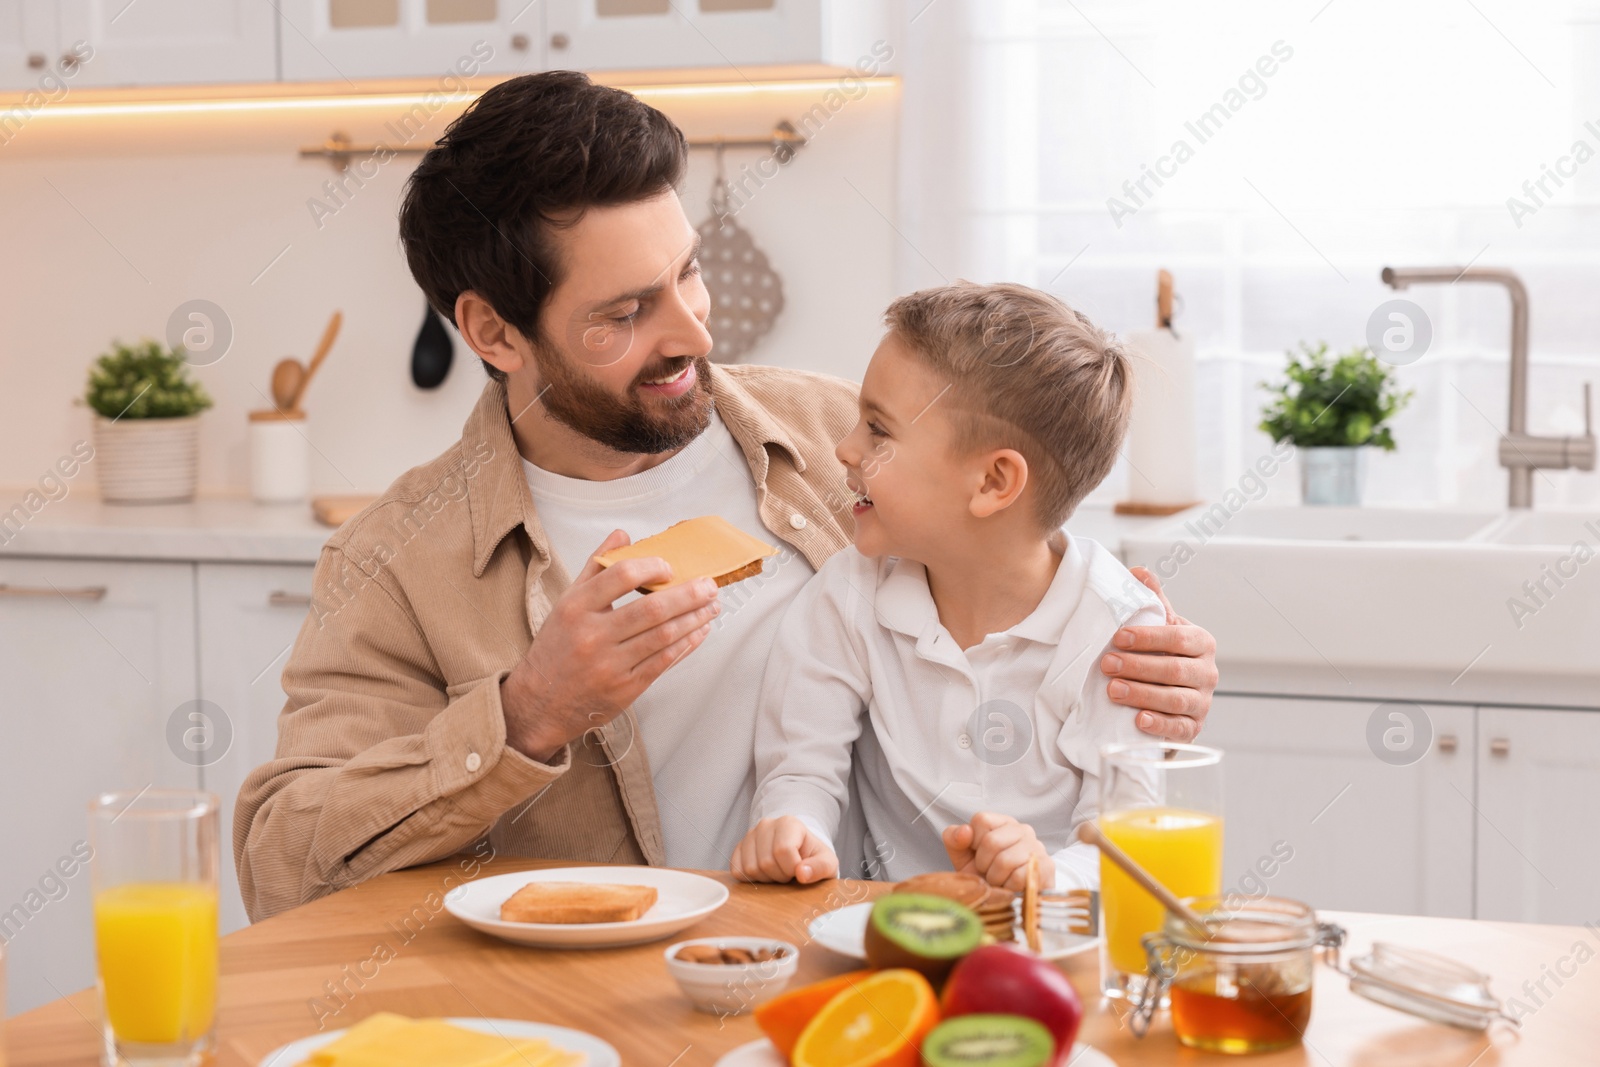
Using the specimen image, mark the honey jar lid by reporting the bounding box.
[1346,942,1516,1031]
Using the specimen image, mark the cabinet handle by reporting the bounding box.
[59,52,78,72]
[550,32,570,49]
[1489,738,1511,758]
[1437,734,1458,754]
[268,591,312,607]
[27,52,46,69]
[510,32,530,51]
[0,583,107,601]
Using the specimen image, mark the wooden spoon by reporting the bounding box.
[1077,820,1211,937]
[270,358,304,412]
[288,311,342,412]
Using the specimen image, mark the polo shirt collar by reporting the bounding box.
[872,531,1089,650]
[1007,531,1088,645]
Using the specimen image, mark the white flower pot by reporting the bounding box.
[1299,446,1367,506]
[93,415,201,504]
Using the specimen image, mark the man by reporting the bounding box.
[234,71,1219,921]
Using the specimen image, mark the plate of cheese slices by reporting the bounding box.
[259,1013,618,1067]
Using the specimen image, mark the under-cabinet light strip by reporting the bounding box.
[12,77,897,120]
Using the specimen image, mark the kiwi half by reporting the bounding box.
[863,893,984,984]
[920,1015,1056,1067]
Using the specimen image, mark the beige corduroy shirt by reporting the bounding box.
[234,363,859,921]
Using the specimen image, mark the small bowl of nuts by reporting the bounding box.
[663,937,800,1016]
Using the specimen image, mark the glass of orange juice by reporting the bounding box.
[90,790,219,1066]
[1097,743,1223,1002]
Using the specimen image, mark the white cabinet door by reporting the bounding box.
[278,0,541,81]
[56,0,278,87]
[1198,695,1475,918]
[0,558,198,1015]
[0,1,56,91]
[544,0,887,72]
[1476,706,1600,925]
[195,563,315,937]
[545,0,823,71]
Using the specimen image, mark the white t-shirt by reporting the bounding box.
[750,536,1166,886]
[522,410,816,870]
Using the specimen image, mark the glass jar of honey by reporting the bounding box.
[1135,896,1345,1054]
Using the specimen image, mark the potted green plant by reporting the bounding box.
[1259,342,1413,506]
[84,339,214,504]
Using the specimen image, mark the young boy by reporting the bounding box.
[731,282,1164,892]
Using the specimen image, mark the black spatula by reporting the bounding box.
[411,304,454,389]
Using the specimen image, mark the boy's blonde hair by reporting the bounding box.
[883,281,1133,529]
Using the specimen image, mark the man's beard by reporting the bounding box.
[531,342,713,455]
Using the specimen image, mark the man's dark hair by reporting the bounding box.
[398,71,688,381]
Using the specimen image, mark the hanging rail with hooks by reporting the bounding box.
[299,120,807,172]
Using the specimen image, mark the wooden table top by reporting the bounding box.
[6,857,1591,1066]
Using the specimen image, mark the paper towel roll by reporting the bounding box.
[1120,327,1198,511]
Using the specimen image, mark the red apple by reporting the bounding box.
[940,945,1083,1065]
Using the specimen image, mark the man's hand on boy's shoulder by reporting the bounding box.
[1099,567,1219,744]
[731,816,839,885]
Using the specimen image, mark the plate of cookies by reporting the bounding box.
[806,870,1098,963]
[445,866,729,948]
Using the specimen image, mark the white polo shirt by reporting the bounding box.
[751,535,1165,886]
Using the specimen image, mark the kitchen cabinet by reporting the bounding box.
[0,558,198,1015]
[5,0,891,93]
[32,0,277,88]
[277,0,544,82]
[1476,706,1600,925]
[544,0,887,73]
[0,2,54,92]
[196,563,316,937]
[1199,694,1475,918]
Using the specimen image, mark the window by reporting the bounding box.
[899,0,1600,509]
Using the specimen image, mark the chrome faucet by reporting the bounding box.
[1381,266,1595,508]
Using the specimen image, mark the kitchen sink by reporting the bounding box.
[1180,505,1501,544]
[1479,510,1600,547]
[1123,506,1600,701]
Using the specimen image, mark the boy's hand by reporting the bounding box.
[731,817,839,885]
[942,813,1056,892]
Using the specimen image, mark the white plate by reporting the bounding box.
[808,901,1098,963]
[259,1017,620,1067]
[715,1037,1116,1067]
[444,866,729,948]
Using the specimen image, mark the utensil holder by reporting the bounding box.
[249,410,309,504]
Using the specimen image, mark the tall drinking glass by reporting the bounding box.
[90,790,220,1067]
[1097,743,1223,1001]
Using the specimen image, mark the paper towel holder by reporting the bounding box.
[1114,269,1201,518]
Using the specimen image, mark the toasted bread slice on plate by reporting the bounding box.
[499,882,659,924]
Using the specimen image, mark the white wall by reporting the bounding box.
[0,78,898,495]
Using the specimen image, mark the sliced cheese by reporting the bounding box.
[299,1013,584,1067]
[592,515,778,592]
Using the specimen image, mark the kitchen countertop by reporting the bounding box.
[0,495,332,564]
[0,495,1181,567]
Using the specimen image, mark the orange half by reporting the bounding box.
[755,969,875,1059]
[791,969,939,1067]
